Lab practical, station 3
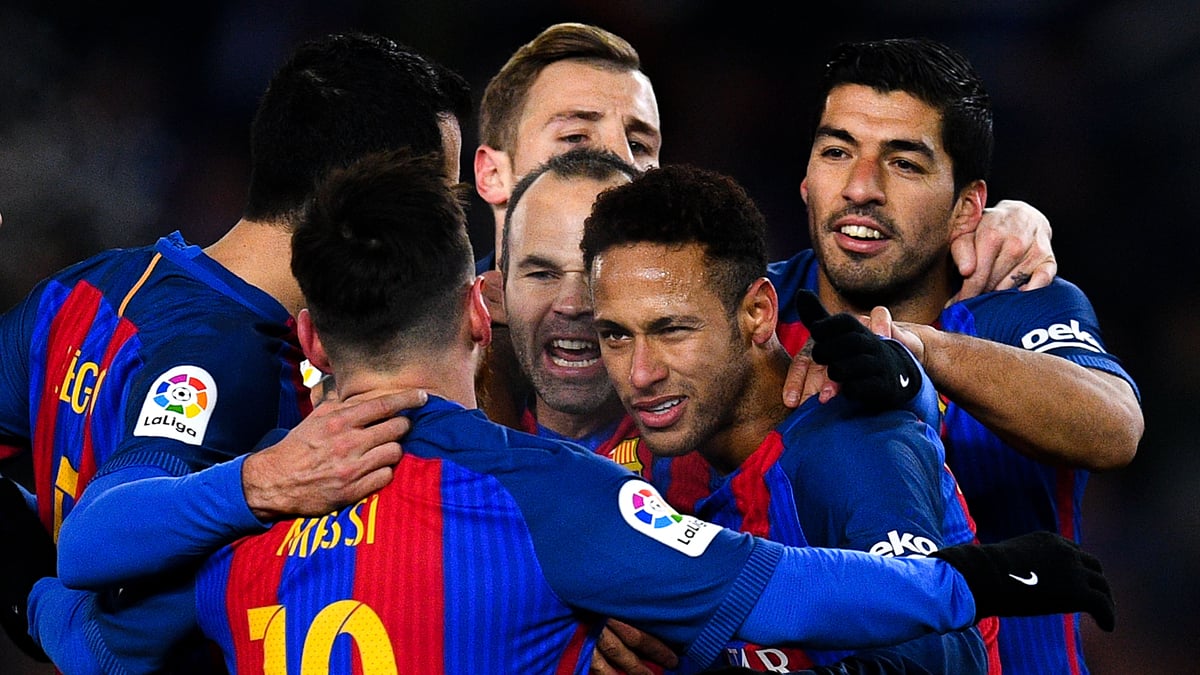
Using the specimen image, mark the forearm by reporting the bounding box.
[58,457,265,589]
[739,547,974,650]
[841,628,986,675]
[916,326,1142,470]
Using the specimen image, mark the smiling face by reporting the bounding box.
[802,84,963,313]
[503,172,629,434]
[590,242,753,459]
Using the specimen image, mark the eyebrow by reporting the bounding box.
[815,125,935,160]
[547,111,660,139]
[515,253,561,271]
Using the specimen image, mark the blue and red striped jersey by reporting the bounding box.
[0,231,311,672]
[656,394,992,673]
[768,248,1138,675]
[196,396,983,674]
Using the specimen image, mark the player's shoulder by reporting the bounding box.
[952,277,1089,312]
[777,398,932,469]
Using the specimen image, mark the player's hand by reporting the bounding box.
[0,477,53,661]
[782,341,838,409]
[242,388,425,520]
[589,619,679,675]
[949,199,1056,305]
[929,531,1115,631]
[479,269,507,326]
[792,291,921,411]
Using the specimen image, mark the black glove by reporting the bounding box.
[793,290,921,411]
[928,531,1115,632]
[0,476,54,662]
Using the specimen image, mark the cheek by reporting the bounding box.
[506,287,551,329]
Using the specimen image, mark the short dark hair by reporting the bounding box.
[246,32,472,222]
[581,164,768,313]
[479,23,641,155]
[291,149,473,364]
[815,37,993,191]
[499,148,640,274]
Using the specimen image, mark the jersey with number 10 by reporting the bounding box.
[196,396,988,674]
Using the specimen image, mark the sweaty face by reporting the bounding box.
[504,174,627,423]
[511,60,661,177]
[802,84,958,306]
[591,243,752,458]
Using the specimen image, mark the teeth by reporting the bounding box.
[552,339,595,350]
[551,356,599,368]
[648,398,681,413]
[840,224,883,240]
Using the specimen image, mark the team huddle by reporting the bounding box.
[0,23,1141,675]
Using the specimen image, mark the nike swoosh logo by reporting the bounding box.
[899,374,910,388]
[1008,571,1038,586]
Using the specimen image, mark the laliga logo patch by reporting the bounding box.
[619,481,719,557]
[133,365,217,445]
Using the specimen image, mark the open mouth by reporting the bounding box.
[839,224,884,240]
[547,338,601,368]
[633,396,686,429]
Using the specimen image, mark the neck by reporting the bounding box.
[816,260,957,325]
[533,394,627,440]
[204,219,305,316]
[698,344,793,475]
[337,356,479,410]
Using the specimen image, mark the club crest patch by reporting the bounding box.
[133,365,217,445]
[618,480,719,557]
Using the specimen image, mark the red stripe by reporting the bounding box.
[360,455,445,672]
[225,526,291,671]
[1055,469,1082,675]
[661,452,714,517]
[76,316,138,494]
[554,622,594,675]
[34,284,102,534]
[775,321,811,356]
[731,432,785,538]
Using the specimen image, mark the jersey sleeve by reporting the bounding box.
[55,308,303,587]
[498,444,977,671]
[949,280,1139,400]
[781,408,987,672]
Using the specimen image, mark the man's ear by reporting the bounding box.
[467,276,493,349]
[297,309,332,372]
[799,176,810,205]
[740,277,780,346]
[476,145,516,260]
[474,145,514,207]
[952,180,988,239]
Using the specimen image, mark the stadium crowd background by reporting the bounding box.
[0,1,1195,672]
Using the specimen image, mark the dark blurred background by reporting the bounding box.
[1,1,1196,672]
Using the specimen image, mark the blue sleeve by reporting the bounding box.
[947,280,1139,400]
[782,411,985,672]
[27,578,103,675]
[29,570,205,675]
[57,453,268,589]
[740,545,975,650]
[499,447,977,670]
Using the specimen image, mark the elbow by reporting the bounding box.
[1088,400,1144,472]
[55,520,96,589]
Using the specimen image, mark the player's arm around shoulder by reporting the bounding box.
[896,285,1142,470]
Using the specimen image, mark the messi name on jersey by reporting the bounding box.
[276,494,381,558]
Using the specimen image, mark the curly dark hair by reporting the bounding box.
[581,163,768,313]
